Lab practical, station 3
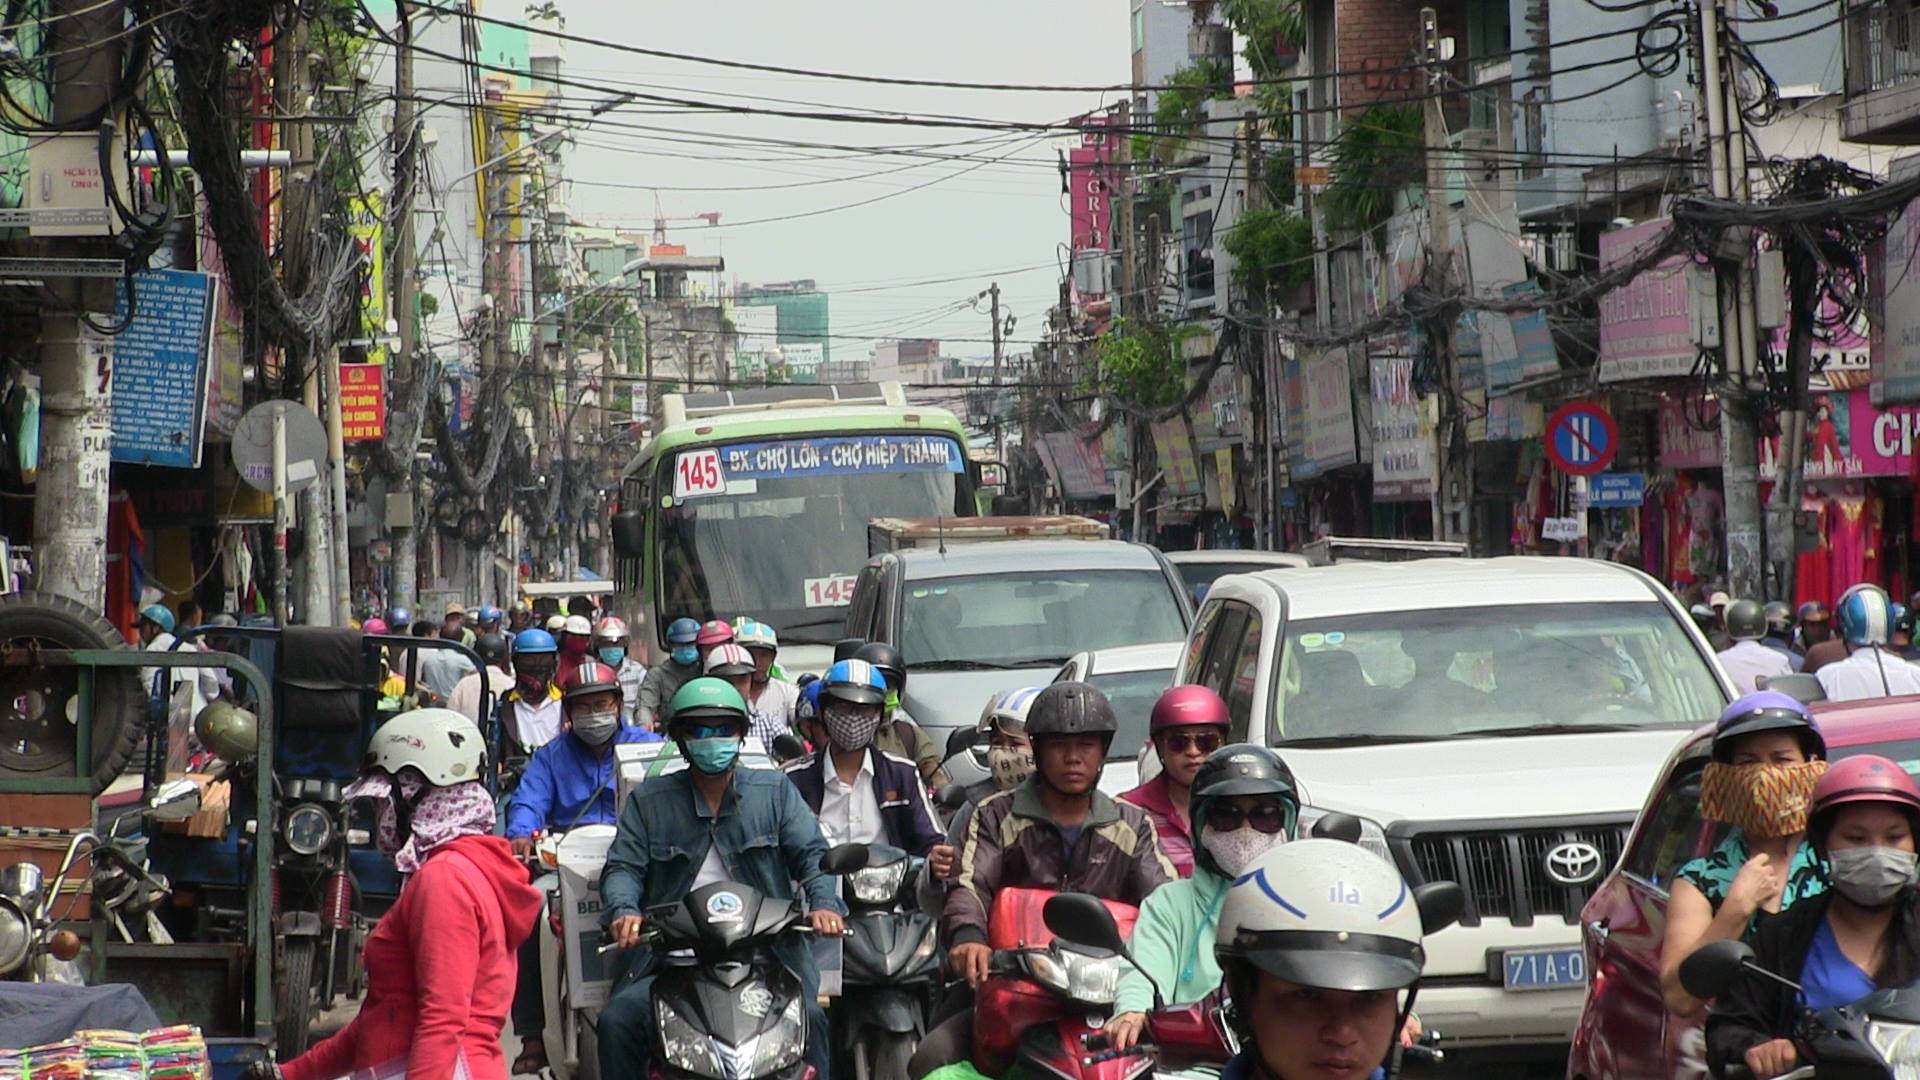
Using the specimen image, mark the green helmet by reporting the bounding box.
[667,676,750,732]
[194,701,259,764]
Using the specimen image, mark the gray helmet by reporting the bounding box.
[1763,601,1793,635]
[1725,599,1767,643]
[475,632,509,664]
[1025,681,1118,741]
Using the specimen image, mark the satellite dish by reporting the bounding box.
[231,400,328,495]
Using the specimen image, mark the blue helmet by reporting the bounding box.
[1839,585,1895,647]
[477,605,504,624]
[1712,690,1824,762]
[797,679,826,721]
[822,659,888,706]
[513,628,558,655]
[666,617,702,645]
[387,606,412,628]
[139,604,176,633]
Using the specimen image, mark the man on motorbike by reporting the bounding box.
[855,642,946,786]
[591,617,648,726]
[556,615,594,687]
[449,632,516,727]
[1120,686,1232,877]
[598,678,846,1080]
[739,621,800,740]
[916,687,1042,913]
[633,617,702,731]
[1816,585,1920,701]
[499,629,564,757]
[695,619,735,666]
[505,661,662,1073]
[781,659,941,854]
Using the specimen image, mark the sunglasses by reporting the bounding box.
[685,724,740,740]
[1204,801,1292,835]
[1161,731,1225,754]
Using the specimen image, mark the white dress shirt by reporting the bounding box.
[1816,646,1920,702]
[819,750,883,847]
[1718,639,1794,694]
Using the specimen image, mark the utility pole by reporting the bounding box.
[1242,115,1271,551]
[989,281,1005,470]
[323,348,352,624]
[479,98,509,597]
[1698,0,1765,597]
[283,22,336,625]
[388,0,420,617]
[30,0,123,608]
[1419,7,1469,548]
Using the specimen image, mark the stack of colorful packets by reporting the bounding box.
[22,1041,84,1080]
[0,1044,26,1080]
[138,1026,208,1080]
[72,1031,141,1080]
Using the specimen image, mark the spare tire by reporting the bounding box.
[0,591,144,794]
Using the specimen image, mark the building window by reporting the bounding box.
[1132,5,1145,52]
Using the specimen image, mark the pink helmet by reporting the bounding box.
[1810,754,1920,845]
[1150,685,1231,733]
[695,619,735,646]
[363,617,390,635]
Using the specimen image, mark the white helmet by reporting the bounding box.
[976,686,1044,737]
[564,614,592,636]
[545,614,567,632]
[736,621,778,651]
[363,708,487,787]
[1214,839,1426,993]
[594,616,629,642]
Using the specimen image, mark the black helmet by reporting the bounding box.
[833,637,867,663]
[476,632,508,664]
[1725,599,1767,643]
[1025,681,1118,741]
[1191,744,1300,878]
[854,641,906,693]
[1798,600,1831,624]
[1763,601,1793,635]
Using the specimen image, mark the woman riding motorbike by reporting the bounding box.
[1662,692,1830,1017]
[262,708,542,1080]
[1706,754,1920,1079]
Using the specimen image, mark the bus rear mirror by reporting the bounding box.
[612,510,645,558]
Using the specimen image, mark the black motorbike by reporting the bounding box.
[1680,937,1920,1079]
[639,846,864,1080]
[275,776,366,1051]
[831,843,940,1080]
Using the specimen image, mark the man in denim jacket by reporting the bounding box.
[597,677,846,1080]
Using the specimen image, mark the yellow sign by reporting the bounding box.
[348,193,387,364]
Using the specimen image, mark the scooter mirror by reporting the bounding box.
[944,727,979,761]
[1308,811,1364,843]
[821,843,870,877]
[771,734,807,763]
[1679,938,1756,1001]
[149,778,204,823]
[1413,881,1465,935]
[1042,893,1126,954]
[1761,673,1827,705]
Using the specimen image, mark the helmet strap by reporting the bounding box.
[1382,986,1421,1080]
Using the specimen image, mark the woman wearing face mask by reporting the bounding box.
[1663,692,1830,1018]
[259,709,542,1080]
[1707,755,1920,1080]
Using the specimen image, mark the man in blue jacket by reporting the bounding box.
[505,660,660,1074]
[599,678,845,1080]
[781,659,941,856]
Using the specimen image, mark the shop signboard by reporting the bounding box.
[1659,397,1722,469]
[1151,415,1203,496]
[109,268,217,468]
[1281,346,1311,478]
[1759,387,1920,479]
[1873,179,1920,405]
[1037,430,1114,499]
[1369,343,1435,502]
[1303,347,1358,473]
[196,196,244,437]
[340,363,386,441]
[1507,281,1559,381]
[1192,364,1246,451]
[1597,219,1696,383]
[348,193,388,365]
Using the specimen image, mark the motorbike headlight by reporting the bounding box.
[1055,947,1125,1006]
[283,804,334,857]
[0,897,30,977]
[1024,948,1071,995]
[913,927,940,963]
[849,861,907,904]
[1867,1019,1920,1077]
[656,998,724,1078]
[748,997,805,1076]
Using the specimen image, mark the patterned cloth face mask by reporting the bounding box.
[1699,760,1829,838]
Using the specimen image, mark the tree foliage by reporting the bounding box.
[1090,319,1185,407]
[1323,105,1424,234]
[1225,207,1315,299]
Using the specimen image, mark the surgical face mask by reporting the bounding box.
[1201,825,1287,878]
[824,703,883,751]
[571,708,621,746]
[685,736,741,775]
[1829,845,1919,908]
[1700,760,1828,838]
[988,744,1034,790]
[598,646,627,666]
[672,645,700,667]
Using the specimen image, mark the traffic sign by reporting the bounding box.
[1589,472,1646,507]
[1546,401,1619,476]
[231,400,328,495]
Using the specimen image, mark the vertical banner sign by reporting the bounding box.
[1370,345,1436,501]
[1872,192,1920,405]
[339,363,387,441]
[1150,416,1203,496]
[109,268,216,468]
[349,193,388,364]
[1597,219,1695,383]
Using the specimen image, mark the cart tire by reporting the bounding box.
[278,937,318,1055]
[0,591,143,794]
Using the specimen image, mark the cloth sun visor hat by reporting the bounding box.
[695,619,735,646]
[140,604,175,633]
[703,643,756,677]
[666,617,702,644]
[1711,690,1825,761]
[361,708,487,786]
[1215,839,1426,993]
[823,659,888,705]
[594,616,629,641]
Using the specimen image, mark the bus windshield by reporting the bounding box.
[654,436,964,644]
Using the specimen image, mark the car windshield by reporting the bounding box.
[900,570,1187,670]
[1087,667,1176,759]
[1272,601,1724,744]
[656,452,961,644]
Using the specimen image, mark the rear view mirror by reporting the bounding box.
[1679,939,1756,1001]
[1308,811,1364,843]
[820,843,870,877]
[1761,673,1826,705]
[1043,892,1126,954]
[944,727,979,761]
[1413,881,1465,935]
[771,734,807,763]
[611,510,645,558]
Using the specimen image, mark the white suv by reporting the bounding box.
[1177,556,1731,1048]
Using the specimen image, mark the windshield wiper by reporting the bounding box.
[913,658,1054,671]
[1277,733,1458,748]
[1442,722,1645,739]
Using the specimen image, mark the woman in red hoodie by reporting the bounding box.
[260,708,542,1080]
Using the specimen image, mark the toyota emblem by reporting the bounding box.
[1544,841,1605,886]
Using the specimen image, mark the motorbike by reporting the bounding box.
[537,824,620,1080]
[831,842,940,1080]
[635,844,867,1080]
[1680,937,1920,1080]
[274,774,368,1053]
[0,779,201,982]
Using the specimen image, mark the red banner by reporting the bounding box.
[340,362,386,442]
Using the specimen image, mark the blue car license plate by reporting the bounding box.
[1501,947,1586,990]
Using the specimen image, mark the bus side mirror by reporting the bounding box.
[612,510,645,558]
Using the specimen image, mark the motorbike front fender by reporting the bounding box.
[839,987,923,1034]
[276,911,323,937]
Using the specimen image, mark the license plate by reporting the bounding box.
[1501,946,1586,990]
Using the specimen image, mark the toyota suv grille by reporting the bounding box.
[1396,820,1631,928]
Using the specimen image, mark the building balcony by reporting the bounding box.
[1843,0,1920,143]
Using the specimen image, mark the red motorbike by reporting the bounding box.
[969,887,1145,1080]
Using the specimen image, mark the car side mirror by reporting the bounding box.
[945,727,979,761]
[1308,811,1365,843]
[1679,939,1757,1001]
[1413,881,1465,935]
[1043,892,1127,954]
[611,510,645,558]
[1761,672,1826,705]
[821,843,870,877]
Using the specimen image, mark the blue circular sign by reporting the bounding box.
[1546,402,1619,476]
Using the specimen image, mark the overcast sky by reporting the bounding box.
[555,1,1131,364]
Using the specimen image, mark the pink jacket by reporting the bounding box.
[1120,774,1193,878]
[283,835,542,1080]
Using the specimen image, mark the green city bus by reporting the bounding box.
[611,383,976,669]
